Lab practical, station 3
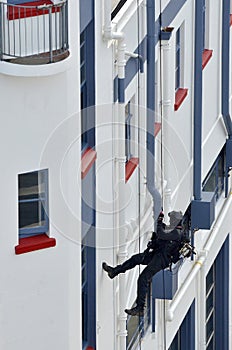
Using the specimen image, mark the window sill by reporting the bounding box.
[81,147,97,179]
[154,122,161,137]
[174,88,188,111]
[125,157,139,182]
[202,49,213,70]
[15,234,56,255]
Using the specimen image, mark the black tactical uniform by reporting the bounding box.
[102,211,187,316]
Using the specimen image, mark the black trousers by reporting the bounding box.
[118,250,169,308]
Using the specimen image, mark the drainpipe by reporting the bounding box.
[146,0,161,229]
[193,0,204,201]
[103,2,127,349]
[160,28,174,221]
[222,0,232,137]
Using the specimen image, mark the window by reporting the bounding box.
[80,30,88,151]
[174,24,188,111]
[168,301,195,350]
[202,0,213,69]
[206,264,216,349]
[80,22,96,179]
[111,0,128,19]
[126,286,151,350]
[175,28,181,92]
[125,98,139,182]
[202,147,225,201]
[125,101,133,162]
[18,169,49,238]
[82,243,88,348]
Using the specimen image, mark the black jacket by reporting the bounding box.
[150,221,185,264]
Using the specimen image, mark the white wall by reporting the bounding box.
[0,0,82,347]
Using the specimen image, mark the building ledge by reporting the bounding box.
[155,122,161,137]
[174,88,188,111]
[0,54,71,77]
[202,49,213,70]
[81,147,97,179]
[15,234,56,255]
[125,157,139,182]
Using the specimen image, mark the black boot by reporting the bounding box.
[125,305,144,317]
[102,262,121,279]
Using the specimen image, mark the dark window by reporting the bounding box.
[175,28,181,91]
[18,169,49,237]
[202,148,225,200]
[206,264,216,349]
[125,101,133,161]
[126,284,151,350]
[111,0,129,20]
[168,302,195,350]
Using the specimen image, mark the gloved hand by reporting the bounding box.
[147,240,153,248]
[158,211,164,222]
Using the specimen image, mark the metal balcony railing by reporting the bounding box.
[0,0,69,64]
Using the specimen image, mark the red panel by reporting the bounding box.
[154,122,161,137]
[174,88,188,111]
[202,49,213,70]
[125,157,139,183]
[7,0,60,21]
[230,14,232,27]
[86,348,94,350]
[81,147,97,179]
[15,234,56,255]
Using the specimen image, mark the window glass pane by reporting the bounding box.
[206,313,214,341]
[203,168,216,193]
[206,265,214,294]
[18,170,48,233]
[169,332,180,350]
[19,201,45,229]
[206,289,214,319]
[19,171,45,200]
[206,335,215,350]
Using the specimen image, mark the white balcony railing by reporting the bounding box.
[0,0,69,64]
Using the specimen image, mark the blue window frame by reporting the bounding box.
[175,28,181,91]
[80,21,95,152]
[168,301,195,350]
[81,229,96,350]
[206,263,215,349]
[205,237,229,349]
[125,101,133,161]
[202,147,225,201]
[82,243,88,348]
[18,169,49,238]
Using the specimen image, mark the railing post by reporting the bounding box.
[65,1,68,49]
[48,6,53,62]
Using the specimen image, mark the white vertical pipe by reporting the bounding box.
[103,1,127,349]
[161,38,172,219]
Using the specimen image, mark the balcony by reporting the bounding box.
[0,0,69,65]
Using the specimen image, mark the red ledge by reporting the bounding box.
[174,88,188,111]
[125,157,139,183]
[230,14,232,27]
[86,348,94,350]
[15,234,56,255]
[81,147,97,179]
[8,0,60,21]
[202,49,213,70]
[154,122,161,137]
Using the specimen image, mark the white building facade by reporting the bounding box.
[0,0,232,349]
